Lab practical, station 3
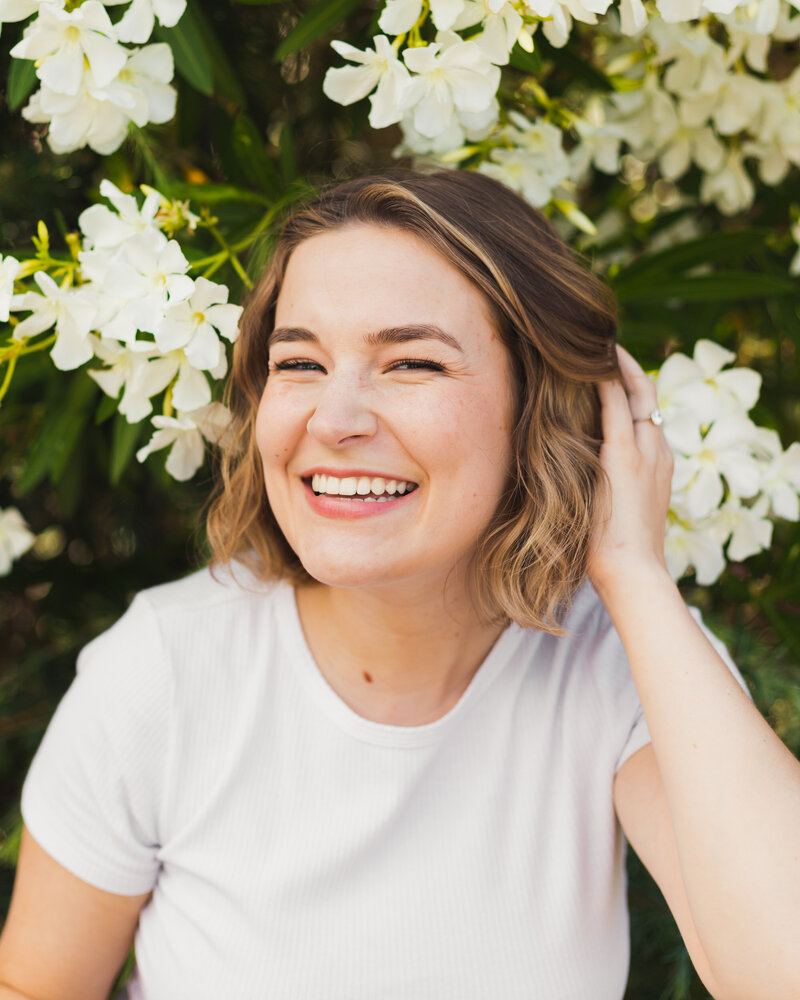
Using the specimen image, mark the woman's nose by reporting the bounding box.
[305,374,379,447]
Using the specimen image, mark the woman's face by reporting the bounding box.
[255,223,515,593]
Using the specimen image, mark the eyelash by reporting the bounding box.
[270,358,446,373]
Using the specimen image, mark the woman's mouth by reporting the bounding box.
[301,473,420,518]
[307,473,419,502]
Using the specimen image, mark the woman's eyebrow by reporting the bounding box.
[268,324,464,353]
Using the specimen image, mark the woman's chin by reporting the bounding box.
[297,555,396,590]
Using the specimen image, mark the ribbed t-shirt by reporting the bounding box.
[20,564,750,999]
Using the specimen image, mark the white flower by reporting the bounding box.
[669,412,762,519]
[23,71,135,155]
[479,114,570,207]
[665,505,726,584]
[759,440,800,520]
[80,228,193,342]
[699,148,755,215]
[102,0,186,44]
[87,335,175,422]
[710,494,773,561]
[656,0,704,20]
[618,0,648,34]
[79,178,162,249]
[20,42,175,155]
[323,36,411,129]
[452,0,523,66]
[570,97,627,180]
[0,0,53,35]
[0,506,35,576]
[11,271,97,370]
[378,0,464,33]
[136,402,232,480]
[117,42,176,126]
[11,0,126,96]
[657,338,761,426]
[155,277,242,370]
[0,253,21,322]
[402,33,501,139]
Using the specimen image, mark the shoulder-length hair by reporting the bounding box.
[206,168,620,634]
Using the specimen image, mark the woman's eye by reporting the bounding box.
[388,359,446,372]
[271,359,324,372]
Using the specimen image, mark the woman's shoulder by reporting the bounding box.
[81,560,291,676]
[134,559,289,622]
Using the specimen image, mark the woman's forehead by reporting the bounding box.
[275,224,500,350]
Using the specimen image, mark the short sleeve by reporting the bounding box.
[614,604,753,774]
[20,593,173,895]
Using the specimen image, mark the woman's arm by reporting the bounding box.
[0,825,151,1000]
[589,346,800,1000]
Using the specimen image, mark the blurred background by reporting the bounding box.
[1,1,799,997]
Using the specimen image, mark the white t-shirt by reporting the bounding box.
[20,564,750,1000]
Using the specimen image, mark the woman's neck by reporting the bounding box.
[294,578,509,727]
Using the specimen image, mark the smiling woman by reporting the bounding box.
[4,170,800,1000]
[207,170,619,632]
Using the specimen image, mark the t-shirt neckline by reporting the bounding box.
[275,583,527,748]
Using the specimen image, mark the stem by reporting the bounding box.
[207,223,254,290]
[0,352,18,405]
[0,333,57,363]
[127,127,170,191]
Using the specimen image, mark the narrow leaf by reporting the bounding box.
[274,0,365,61]
[191,4,247,106]
[509,43,542,75]
[615,271,798,304]
[7,58,37,112]
[110,414,145,485]
[232,115,282,197]
[613,228,772,284]
[155,7,214,96]
[18,374,97,494]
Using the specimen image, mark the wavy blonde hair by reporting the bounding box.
[206,169,620,634]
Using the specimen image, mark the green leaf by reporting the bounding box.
[612,228,773,284]
[274,0,365,61]
[110,414,145,485]
[155,7,214,96]
[18,374,97,495]
[232,115,282,197]
[7,57,37,112]
[165,182,273,206]
[533,34,613,92]
[190,4,247,107]
[234,0,291,4]
[615,271,799,304]
[95,392,118,426]
[509,43,542,76]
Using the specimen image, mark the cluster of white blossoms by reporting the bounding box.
[1,0,184,154]
[323,0,800,228]
[5,180,242,481]
[592,9,800,217]
[657,339,800,584]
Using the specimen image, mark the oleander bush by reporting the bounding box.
[1,1,800,997]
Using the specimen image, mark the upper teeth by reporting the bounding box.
[310,474,416,497]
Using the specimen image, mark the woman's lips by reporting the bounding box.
[301,479,419,519]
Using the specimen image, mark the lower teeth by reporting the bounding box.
[315,494,393,501]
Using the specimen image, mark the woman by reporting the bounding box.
[1,170,799,1000]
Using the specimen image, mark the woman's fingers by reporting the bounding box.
[616,344,658,416]
[596,375,636,449]
[614,344,665,452]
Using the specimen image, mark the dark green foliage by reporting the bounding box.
[1,3,799,998]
